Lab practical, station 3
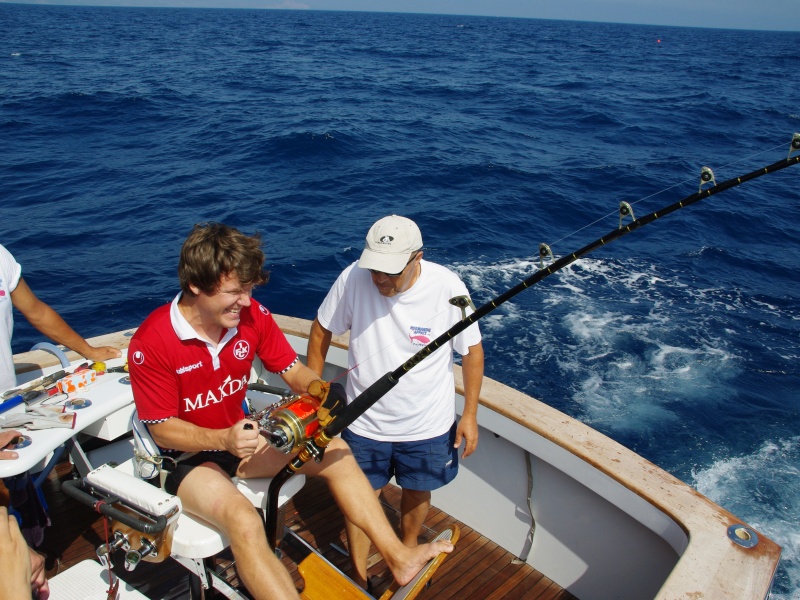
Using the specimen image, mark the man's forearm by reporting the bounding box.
[460,343,484,418]
[147,417,227,453]
[28,305,97,356]
[306,318,333,377]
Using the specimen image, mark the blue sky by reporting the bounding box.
[3,0,799,31]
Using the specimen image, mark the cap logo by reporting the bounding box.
[378,235,394,245]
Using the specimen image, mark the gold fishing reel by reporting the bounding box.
[248,380,345,455]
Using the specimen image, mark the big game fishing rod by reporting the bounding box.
[262,136,800,548]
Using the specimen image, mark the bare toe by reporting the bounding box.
[393,541,453,586]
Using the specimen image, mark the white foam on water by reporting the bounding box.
[452,253,799,596]
[451,255,740,432]
[693,438,800,599]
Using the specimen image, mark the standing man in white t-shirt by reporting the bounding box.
[0,243,121,396]
[307,215,484,591]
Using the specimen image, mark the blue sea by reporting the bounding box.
[1,4,799,596]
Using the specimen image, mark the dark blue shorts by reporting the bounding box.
[342,422,459,491]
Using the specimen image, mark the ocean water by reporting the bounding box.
[1,4,799,596]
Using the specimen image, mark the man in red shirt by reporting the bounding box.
[128,223,451,600]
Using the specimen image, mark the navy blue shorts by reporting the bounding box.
[342,422,459,491]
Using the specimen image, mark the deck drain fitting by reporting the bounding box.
[727,524,759,549]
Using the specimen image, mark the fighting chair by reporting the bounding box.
[64,389,306,599]
[63,383,457,600]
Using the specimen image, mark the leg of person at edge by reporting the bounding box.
[0,503,49,600]
[0,242,122,395]
[127,223,453,600]
[306,215,484,590]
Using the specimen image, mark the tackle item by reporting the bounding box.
[0,406,77,430]
[0,394,25,415]
[0,387,57,413]
[253,394,321,454]
[327,147,800,442]
[57,369,97,394]
[249,380,346,453]
[1,369,66,401]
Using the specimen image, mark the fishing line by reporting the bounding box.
[264,136,800,548]
[546,138,791,252]
[325,139,800,439]
[329,140,793,380]
[340,136,800,401]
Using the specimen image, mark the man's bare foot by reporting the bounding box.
[389,539,453,586]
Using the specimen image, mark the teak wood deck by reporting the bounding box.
[24,457,579,600]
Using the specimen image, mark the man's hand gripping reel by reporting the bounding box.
[248,380,346,460]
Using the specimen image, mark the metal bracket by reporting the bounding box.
[619,201,635,229]
[699,166,716,192]
[30,342,71,368]
[789,132,800,158]
[538,243,554,269]
[449,295,476,321]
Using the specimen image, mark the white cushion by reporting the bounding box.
[86,439,305,559]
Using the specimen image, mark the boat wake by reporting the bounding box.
[451,253,799,596]
[693,437,800,599]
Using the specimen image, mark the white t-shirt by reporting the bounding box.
[0,244,23,393]
[317,260,481,441]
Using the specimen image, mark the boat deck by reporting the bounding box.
[29,458,578,600]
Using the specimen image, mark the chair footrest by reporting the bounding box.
[48,560,148,599]
[299,552,372,600]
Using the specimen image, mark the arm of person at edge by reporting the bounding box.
[0,506,32,600]
[0,429,24,461]
[146,361,323,460]
[10,277,121,363]
[29,545,49,600]
[455,341,483,459]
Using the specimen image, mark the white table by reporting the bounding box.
[1,353,134,479]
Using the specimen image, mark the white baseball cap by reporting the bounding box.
[358,215,423,274]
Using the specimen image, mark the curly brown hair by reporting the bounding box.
[178,223,269,296]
